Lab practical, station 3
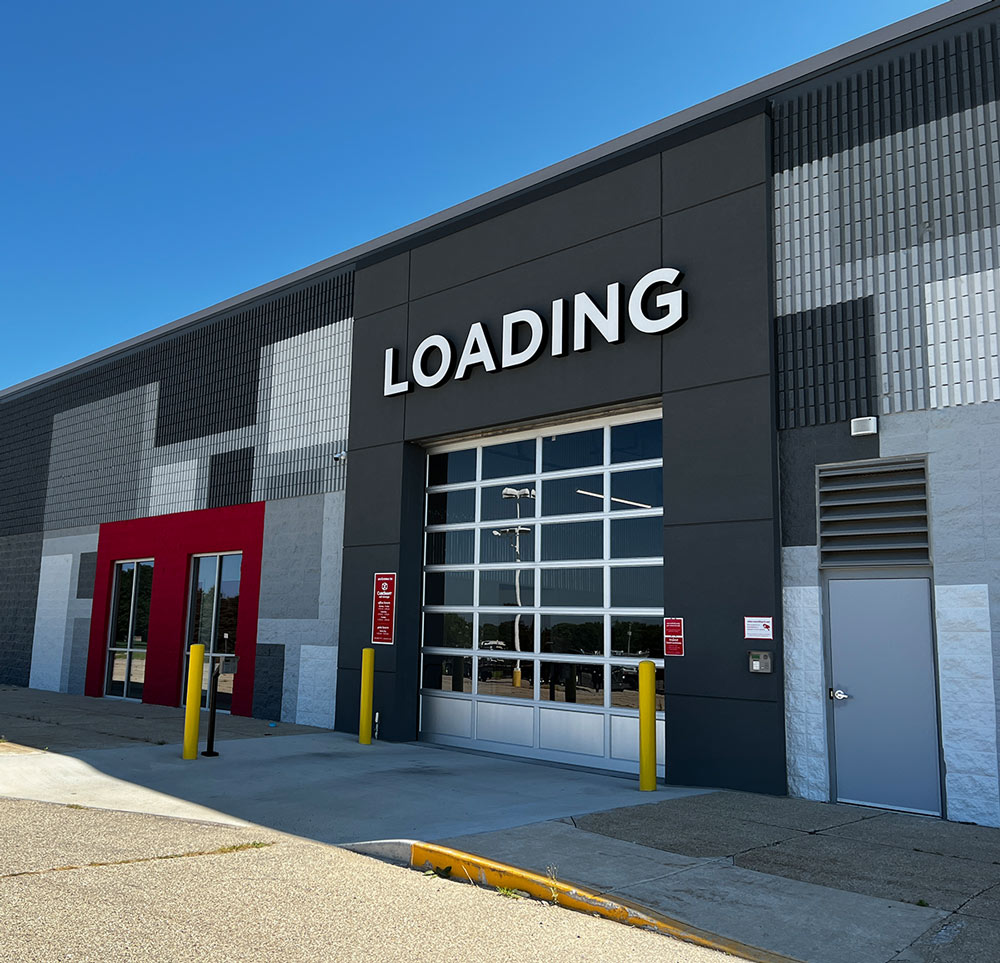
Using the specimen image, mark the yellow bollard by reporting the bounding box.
[182,644,205,760]
[359,647,375,745]
[638,659,657,791]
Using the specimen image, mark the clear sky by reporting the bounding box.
[1,0,941,391]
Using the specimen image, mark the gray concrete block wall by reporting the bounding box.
[881,405,1000,826]
[257,491,345,727]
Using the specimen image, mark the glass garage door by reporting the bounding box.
[419,411,665,773]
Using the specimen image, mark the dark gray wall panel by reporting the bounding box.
[0,531,43,685]
[76,551,97,599]
[347,305,408,451]
[663,376,774,525]
[354,252,409,319]
[778,422,879,547]
[401,220,663,441]
[665,694,786,794]
[409,155,661,300]
[663,519,781,703]
[343,444,408,548]
[662,115,767,214]
[336,441,424,741]
[661,186,771,392]
[252,643,285,721]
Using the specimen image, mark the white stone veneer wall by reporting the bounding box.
[781,546,829,802]
[934,584,1000,826]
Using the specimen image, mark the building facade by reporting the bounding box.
[2,0,999,825]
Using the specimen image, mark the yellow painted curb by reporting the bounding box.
[410,842,802,963]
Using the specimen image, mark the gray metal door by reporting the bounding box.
[827,578,941,815]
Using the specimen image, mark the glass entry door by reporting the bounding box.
[105,560,154,699]
[185,553,242,710]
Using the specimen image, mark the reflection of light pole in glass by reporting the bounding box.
[493,486,535,689]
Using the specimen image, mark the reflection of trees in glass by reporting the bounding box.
[443,613,472,646]
[480,616,535,649]
[611,619,660,657]
[541,619,602,655]
[133,562,154,643]
[112,564,134,646]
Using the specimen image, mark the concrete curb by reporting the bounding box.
[345,839,803,963]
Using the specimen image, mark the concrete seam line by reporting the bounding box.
[408,842,804,963]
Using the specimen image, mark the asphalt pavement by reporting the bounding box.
[1,797,729,963]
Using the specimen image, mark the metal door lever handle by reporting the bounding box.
[829,688,850,701]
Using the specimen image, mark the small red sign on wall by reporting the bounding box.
[372,573,397,645]
[664,617,684,657]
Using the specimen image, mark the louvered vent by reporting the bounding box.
[818,460,929,567]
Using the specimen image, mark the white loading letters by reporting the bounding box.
[383,267,686,396]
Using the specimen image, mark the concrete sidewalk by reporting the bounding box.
[435,795,1000,963]
[0,684,323,751]
[2,687,999,962]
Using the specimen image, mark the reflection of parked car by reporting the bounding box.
[609,665,637,692]
[479,639,507,680]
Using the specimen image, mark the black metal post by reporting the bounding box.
[201,658,221,757]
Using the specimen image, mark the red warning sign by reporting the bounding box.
[664,617,684,657]
[371,573,397,645]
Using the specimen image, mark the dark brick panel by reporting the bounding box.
[206,447,255,509]
[76,551,98,599]
[252,643,284,721]
[0,531,43,685]
[773,18,1000,171]
[776,297,877,429]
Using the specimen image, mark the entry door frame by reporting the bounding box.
[821,566,947,816]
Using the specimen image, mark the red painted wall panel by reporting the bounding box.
[85,502,265,716]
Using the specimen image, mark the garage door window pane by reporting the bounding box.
[610,566,664,608]
[542,428,603,472]
[542,475,603,516]
[540,662,604,705]
[611,468,662,511]
[540,568,603,607]
[611,420,662,463]
[611,517,662,558]
[426,489,476,525]
[423,612,473,648]
[611,617,662,657]
[427,449,476,486]
[540,615,604,655]
[426,530,475,565]
[482,440,535,479]
[423,654,472,693]
[424,571,474,606]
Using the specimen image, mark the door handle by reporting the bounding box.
[829,688,850,701]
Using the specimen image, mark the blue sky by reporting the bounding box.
[1,0,937,390]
